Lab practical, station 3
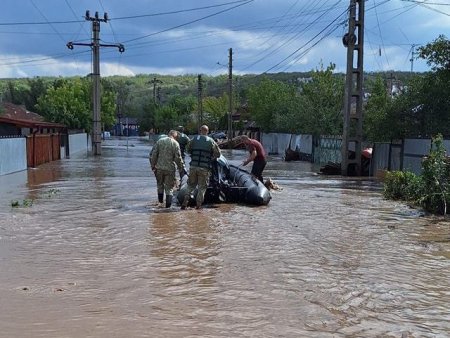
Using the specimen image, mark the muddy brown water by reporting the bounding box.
[1,137,449,338]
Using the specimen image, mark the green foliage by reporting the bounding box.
[154,105,179,132]
[35,77,116,131]
[364,75,391,141]
[202,94,229,131]
[418,134,450,214]
[383,170,421,201]
[418,34,450,71]
[298,63,344,135]
[11,199,34,208]
[247,77,298,132]
[383,134,450,215]
[36,78,91,130]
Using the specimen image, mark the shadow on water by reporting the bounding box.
[0,137,449,337]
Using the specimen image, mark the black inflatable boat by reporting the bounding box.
[176,155,271,206]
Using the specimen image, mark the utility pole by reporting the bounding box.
[197,74,203,129]
[156,86,162,105]
[410,44,416,72]
[341,0,365,176]
[228,48,233,141]
[67,11,125,155]
[387,72,395,97]
[150,77,163,104]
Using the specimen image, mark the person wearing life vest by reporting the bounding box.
[175,126,190,161]
[181,125,221,210]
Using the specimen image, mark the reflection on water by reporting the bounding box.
[0,137,449,337]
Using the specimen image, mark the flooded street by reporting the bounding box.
[1,137,449,337]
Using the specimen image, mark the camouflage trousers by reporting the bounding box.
[155,169,176,196]
[183,167,210,207]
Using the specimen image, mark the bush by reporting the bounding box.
[418,134,450,214]
[383,170,422,201]
[383,134,450,215]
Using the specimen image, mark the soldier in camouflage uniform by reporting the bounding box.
[150,130,186,208]
[181,125,221,210]
[175,126,191,161]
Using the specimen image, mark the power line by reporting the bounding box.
[262,6,349,74]
[109,0,254,21]
[29,0,67,43]
[0,0,252,26]
[122,0,254,44]
[241,0,341,72]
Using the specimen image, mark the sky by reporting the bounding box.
[0,0,449,78]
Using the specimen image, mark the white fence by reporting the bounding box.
[259,134,448,176]
[68,133,90,156]
[261,133,313,158]
[0,133,89,176]
[0,137,27,176]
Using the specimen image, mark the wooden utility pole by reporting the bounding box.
[341,0,365,176]
[197,74,203,129]
[67,11,124,155]
[228,48,233,141]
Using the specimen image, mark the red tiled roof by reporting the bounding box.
[1,102,44,122]
[0,116,65,129]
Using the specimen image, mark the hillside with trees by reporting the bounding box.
[0,35,448,140]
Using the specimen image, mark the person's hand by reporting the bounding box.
[152,166,157,175]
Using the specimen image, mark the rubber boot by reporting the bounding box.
[181,196,188,210]
[158,193,164,203]
[165,195,173,208]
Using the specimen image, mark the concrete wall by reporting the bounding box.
[0,137,27,175]
[69,133,89,156]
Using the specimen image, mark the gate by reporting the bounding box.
[26,133,61,167]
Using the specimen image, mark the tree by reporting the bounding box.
[418,35,450,71]
[36,78,116,131]
[154,105,178,132]
[298,63,344,136]
[247,77,297,132]
[364,75,391,141]
[202,95,229,131]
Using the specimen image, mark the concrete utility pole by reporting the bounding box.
[197,74,203,129]
[410,44,416,72]
[150,77,163,104]
[341,0,365,176]
[67,11,125,155]
[228,48,233,141]
[387,72,395,97]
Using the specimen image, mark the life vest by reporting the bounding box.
[190,135,214,169]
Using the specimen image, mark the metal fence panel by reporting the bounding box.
[403,138,431,174]
[314,136,342,165]
[69,133,89,156]
[0,138,27,175]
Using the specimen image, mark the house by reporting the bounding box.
[0,103,67,169]
[112,116,139,136]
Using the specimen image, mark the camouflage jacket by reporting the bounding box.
[150,136,185,172]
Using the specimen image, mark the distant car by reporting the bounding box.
[102,131,111,139]
[210,131,226,141]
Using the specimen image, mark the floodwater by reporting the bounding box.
[1,137,449,338]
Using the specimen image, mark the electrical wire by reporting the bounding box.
[122,0,254,44]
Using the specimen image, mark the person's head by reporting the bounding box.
[177,126,184,133]
[168,130,178,139]
[200,125,209,135]
[238,135,251,145]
